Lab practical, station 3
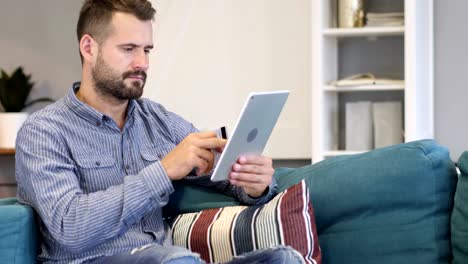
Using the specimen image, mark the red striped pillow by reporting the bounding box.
[171,180,322,263]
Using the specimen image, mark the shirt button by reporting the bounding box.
[95,162,101,166]
[126,165,130,170]
[96,120,102,126]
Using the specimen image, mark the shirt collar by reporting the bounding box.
[65,82,137,127]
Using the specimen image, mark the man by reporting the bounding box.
[15,0,303,263]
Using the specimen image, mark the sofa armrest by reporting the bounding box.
[0,197,38,264]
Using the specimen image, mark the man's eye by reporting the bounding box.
[123,47,134,52]
[144,49,151,54]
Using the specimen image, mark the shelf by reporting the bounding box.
[324,84,405,92]
[323,26,404,37]
[323,150,369,157]
[0,148,15,155]
[311,1,433,163]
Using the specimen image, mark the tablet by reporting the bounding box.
[210,90,290,182]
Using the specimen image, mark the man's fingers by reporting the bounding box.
[238,155,272,166]
[196,137,227,149]
[230,155,275,198]
[232,163,274,176]
[192,131,218,139]
[230,172,268,184]
[190,147,215,175]
[195,159,209,175]
[198,148,215,165]
[186,132,227,149]
[232,164,260,174]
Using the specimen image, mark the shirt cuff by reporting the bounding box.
[141,161,174,204]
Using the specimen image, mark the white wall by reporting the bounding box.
[434,0,468,160]
[146,0,311,159]
[0,0,313,159]
[0,1,82,104]
[0,1,82,196]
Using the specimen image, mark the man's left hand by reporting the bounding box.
[229,155,274,198]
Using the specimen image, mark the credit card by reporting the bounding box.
[213,126,228,166]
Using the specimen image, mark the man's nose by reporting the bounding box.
[132,50,149,71]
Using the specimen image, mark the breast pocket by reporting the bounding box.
[140,143,175,167]
[75,155,120,193]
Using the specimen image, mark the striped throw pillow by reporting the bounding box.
[170,180,322,264]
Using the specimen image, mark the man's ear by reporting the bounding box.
[79,34,98,63]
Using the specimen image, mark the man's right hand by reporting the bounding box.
[161,131,227,180]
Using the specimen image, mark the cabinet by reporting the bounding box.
[311,0,433,162]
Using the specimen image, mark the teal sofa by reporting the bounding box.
[2,139,468,263]
[0,197,38,264]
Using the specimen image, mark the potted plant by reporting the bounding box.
[0,67,54,148]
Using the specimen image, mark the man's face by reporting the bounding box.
[91,12,153,101]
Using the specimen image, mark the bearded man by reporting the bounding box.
[15,0,303,263]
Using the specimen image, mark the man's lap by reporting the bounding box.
[89,244,202,264]
[89,244,303,264]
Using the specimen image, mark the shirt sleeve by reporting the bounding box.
[15,119,174,253]
[151,102,199,144]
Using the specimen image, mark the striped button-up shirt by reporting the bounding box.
[15,83,278,264]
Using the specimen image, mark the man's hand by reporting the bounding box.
[229,155,274,198]
[161,132,227,180]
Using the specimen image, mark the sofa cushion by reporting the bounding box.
[170,180,321,263]
[165,139,457,264]
[451,151,468,264]
[0,197,38,264]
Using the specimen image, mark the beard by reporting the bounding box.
[92,54,147,101]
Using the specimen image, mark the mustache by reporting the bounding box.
[123,70,147,81]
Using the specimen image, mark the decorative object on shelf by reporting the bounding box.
[345,101,373,151]
[345,101,403,151]
[366,12,404,27]
[0,67,54,148]
[338,0,364,28]
[329,73,404,88]
[373,101,403,148]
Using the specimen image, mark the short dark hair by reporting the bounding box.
[76,0,156,60]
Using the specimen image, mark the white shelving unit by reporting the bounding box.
[324,84,405,92]
[323,26,405,37]
[311,0,433,163]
